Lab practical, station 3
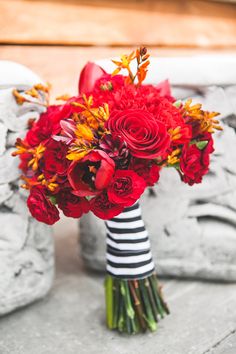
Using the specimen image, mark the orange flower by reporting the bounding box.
[183,99,222,134]
[111,47,150,85]
[168,127,182,142]
[167,149,181,165]
[74,124,94,142]
[71,95,109,133]
[28,144,46,171]
[12,138,29,156]
[111,51,136,78]
[37,174,59,192]
[66,148,90,161]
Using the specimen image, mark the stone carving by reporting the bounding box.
[80,58,236,281]
[0,61,54,316]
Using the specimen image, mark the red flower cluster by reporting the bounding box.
[13,48,220,224]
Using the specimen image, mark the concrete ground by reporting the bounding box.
[0,218,236,354]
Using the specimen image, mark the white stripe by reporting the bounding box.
[107,229,148,240]
[106,252,152,264]
[107,261,155,276]
[107,238,151,251]
[113,208,141,219]
[106,219,144,229]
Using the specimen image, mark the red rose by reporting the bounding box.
[78,62,106,94]
[107,170,146,206]
[68,150,115,197]
[27,186,60,225]
[43,140,69,178]
[180,135,214,185]
[130,159,160,186]
[90,191,124,219]
[106,109,170,159]
[58,190,90,218]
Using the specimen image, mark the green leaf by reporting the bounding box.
[167,162,180,170]
[49,196,57,205]
[196,140,208,150]
[190,139,197,145]
[173,100,182,108]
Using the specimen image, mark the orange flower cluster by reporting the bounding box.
[112,46,150,85]
[183,99,222,135]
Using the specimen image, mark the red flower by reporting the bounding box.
[130,159,160,186]
[90,191,124,219]
[94,74,126,92]
[19,153,32,174]
[27,186,60,225]
[78,62,106,94]
[107,170,146,207]
[155,99,185,130]
[43,140,69,178]
[106,109,170,159]
[180,135,214,185]
[58,190,90,218]
[68,150,115,197]
[26,105,64,147]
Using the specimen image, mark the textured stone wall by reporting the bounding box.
[0,61,54,315]
[80,84,236,282]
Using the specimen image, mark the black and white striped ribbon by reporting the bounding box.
[105,201,155,279]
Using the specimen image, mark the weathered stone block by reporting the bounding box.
[79,63,236,281]
[0,60,54,316]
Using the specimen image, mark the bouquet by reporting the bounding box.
[13,47,221,334]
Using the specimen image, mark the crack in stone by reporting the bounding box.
[202,328,236,354]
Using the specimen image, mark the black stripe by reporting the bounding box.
[107,258,153,269]
[107,245,150,257]
[107,233,149,244]
[118,203,139,213]
[110,216,142,223]
[107,268,155,280]
[106,225,146,234]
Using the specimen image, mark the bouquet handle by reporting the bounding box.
[104,201,169,334]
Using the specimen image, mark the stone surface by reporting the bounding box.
[0,60,44,90]
[0,61,54,316]
[0,87,44,132]
[0,220,235,354]
[0,122,7,155]
[0,148,20,184]
[80,70,236,281]
[208,332,236,354]
[0,184,13,205]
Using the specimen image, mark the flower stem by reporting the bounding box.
[104,273,169,334]
[105,275,113,329]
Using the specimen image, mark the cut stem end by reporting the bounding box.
[104,273,169,334]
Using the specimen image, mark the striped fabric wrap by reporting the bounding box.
[105,201,155,280]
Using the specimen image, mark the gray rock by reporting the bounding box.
[1,226,236,354]
[0,217,54,316]
[0,122,7,155]
[0,184,13,204]
[0,148,20,184]
[0,88,45,132]
[80,80,236,282]
[6,130,28,147]
[0,61,54,316]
